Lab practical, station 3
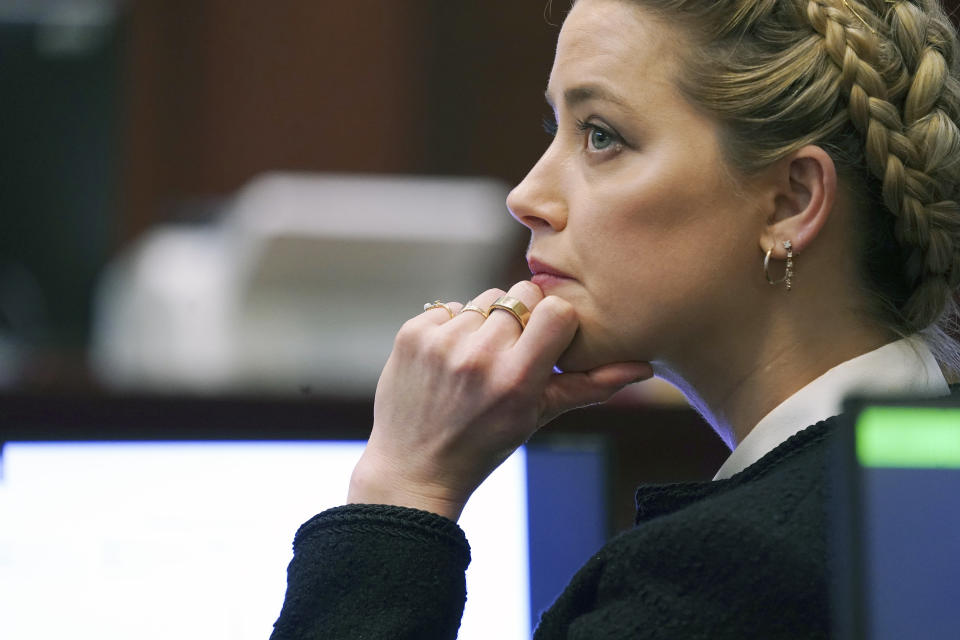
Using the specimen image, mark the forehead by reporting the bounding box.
[548,0,683,104]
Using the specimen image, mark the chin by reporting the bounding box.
[555,324,659,373]
[554,332,612,373]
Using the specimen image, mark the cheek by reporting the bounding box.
[576,179,708,286]
[555,213,678,368]
[558,179,749,368]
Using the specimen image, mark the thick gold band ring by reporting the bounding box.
[423,300,455,318]
[459,304,489,319]
[489,295,531,329]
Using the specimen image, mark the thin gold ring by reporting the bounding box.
[423,300,455,318]
[489,295,531,329]
[459,304,489,319]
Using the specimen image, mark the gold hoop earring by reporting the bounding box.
[764,240,795,291]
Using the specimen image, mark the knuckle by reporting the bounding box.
[480,287,507,302]
[394,320,454,361]
[422,330,456,362]
[448,343,493,377]
[394,319,423,350]
[510,280,543,302]
[539,295,576,322]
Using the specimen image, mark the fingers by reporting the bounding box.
[540,362,654,424]
[416,300,464,326]
[511,295,579,377]
[426,285,573,380]
[478,280,544,340]
[448,288,506,331]
[415,281,544,339]
[582,361,654,387]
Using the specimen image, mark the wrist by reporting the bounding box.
[347,457,467,522]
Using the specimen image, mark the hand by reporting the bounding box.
[347,281,653,521]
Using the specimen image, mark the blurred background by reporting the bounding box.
[3,0,959,534]
[1,0,733,522]
[4,0,556,385]
[5,0,959,513]
[4,1,959,637]
[0,5,726,635]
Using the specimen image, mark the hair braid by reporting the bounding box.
[807,0,960,333]
[884,1,960,323]
[625,0,960,371]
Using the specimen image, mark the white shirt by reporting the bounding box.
[713,335,950,480]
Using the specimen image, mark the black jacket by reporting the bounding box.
[270,417,836,639]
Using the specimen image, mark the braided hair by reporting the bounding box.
[625,0,960,373]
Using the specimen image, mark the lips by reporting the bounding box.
[527,257,575,288]
[527,257,573,278]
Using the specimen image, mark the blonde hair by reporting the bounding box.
[614,0,960,374]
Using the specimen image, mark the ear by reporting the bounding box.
[758,145,837,259]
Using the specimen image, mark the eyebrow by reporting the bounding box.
[544,84,633,111]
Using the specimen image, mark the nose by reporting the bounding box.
[506,146,568,232]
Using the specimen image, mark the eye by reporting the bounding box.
[576,119,622,153]
[589,127,613,150]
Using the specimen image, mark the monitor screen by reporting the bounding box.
[0,433,608,640]
[0,441,531,640]
[833,399,960,640]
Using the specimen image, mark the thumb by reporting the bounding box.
[539,361,653,425]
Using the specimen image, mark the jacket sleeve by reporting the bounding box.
[269,503,471,640]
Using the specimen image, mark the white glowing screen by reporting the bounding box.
[0,442,529,640]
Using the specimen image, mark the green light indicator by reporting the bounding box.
[856,407,960,468]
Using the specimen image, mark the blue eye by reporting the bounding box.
[589,127,613,150]
[576,119,620,152]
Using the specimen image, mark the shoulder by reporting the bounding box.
[536,421,837,638]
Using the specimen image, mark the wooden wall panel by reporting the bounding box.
[421,2,560,182]
[121,0,431,242]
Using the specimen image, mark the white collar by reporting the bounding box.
[713,335,950,480]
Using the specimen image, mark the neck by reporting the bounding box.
[653,310,895,450]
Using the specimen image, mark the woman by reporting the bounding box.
[271,0,960,637]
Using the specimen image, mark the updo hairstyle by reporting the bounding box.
[623,0,960,373]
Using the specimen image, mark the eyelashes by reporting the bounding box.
[542,114,558,137]
[577,120,619,151]
[541,114,626,155]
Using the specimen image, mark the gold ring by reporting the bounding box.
[423,300,455,318]
[459,304,489,319]
[489,295,531,329]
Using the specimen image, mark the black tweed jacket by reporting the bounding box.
[270,417,837,639]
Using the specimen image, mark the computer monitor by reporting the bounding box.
[0,395,608,640]
[832,393,960,639]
